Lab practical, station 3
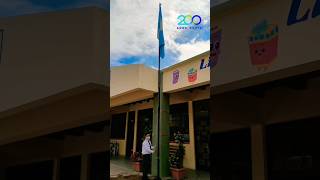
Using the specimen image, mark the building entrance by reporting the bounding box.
[89,152,108,180]
[211,129,252,180]
[126,111,135,158]
[267,118,320,180]
[5,160,53,180]
[59,155,81,180]
[194,100,210,171]
[136,108,153,153]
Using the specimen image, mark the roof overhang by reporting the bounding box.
[111,64,157,106]
[0,83,109,146]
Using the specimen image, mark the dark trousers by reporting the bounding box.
[142,154,151,180]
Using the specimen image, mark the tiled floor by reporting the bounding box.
[110,157,210,180]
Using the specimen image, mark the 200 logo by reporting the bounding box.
[177,15,202,26]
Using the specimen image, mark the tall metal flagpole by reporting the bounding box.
[157,4,162,179]
[157,44,161,180]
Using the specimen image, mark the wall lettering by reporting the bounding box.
[287,0,320,26]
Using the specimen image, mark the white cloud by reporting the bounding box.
[110,0,210,65]
[175,40,210,62]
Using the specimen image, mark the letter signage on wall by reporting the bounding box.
[200,57,212,70]
[287,0,320,26]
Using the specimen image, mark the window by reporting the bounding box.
[111,113,126,139]
[169,103,189,143]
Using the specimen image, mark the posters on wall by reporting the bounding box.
[210,26,222,69]
[172,70,180,84]
[188,67,198,82]
[248,20,279,71]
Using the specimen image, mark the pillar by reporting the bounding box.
[80,154,89,180]
[160,92,170,177]
[133,109,138,152]
[251,124,267,180]
[152,71,170,178]
[152,95,159,176]
[52,158,60,180]
[124,112,129,155]
[0,169,4,180]
[188,101,196,169]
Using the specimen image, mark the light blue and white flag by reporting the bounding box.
[157,3,165,58]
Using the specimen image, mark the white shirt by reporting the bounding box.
[142,139,154,155]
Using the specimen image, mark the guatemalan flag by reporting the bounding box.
[157,3,165,58]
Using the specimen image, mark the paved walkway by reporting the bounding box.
[110,157,139,177]
[110,157,210,179]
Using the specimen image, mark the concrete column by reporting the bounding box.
[52,158,60,180]
[159,93,170,178]
[188,101,196,170]
[80,154,89,180]
[124,112,129,155]
[251,124,267,180]
[151,92,170,178]
[133,109,138,152]
[0,167,6,180]
[152,94,159,176]
[152,71,170,178]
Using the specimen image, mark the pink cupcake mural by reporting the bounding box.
[188,67,197,82]
[248,20,279,71]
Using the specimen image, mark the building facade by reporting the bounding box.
[110,51,211,171]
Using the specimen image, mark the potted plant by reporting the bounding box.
[169,131,186,180]
[131,151,142,172]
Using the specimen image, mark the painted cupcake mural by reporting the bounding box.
[188,67,197,82]
[249,20,279,71]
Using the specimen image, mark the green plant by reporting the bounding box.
[169,132,185,169]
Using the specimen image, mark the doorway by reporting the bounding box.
[59,155,81,180]
[89,152,108,180]
[193,100,210,171]
[5,160,53,180]
[136,108,153,153]
[266,118,320,180]
[211,129,252,180]
[126,111,135,158]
